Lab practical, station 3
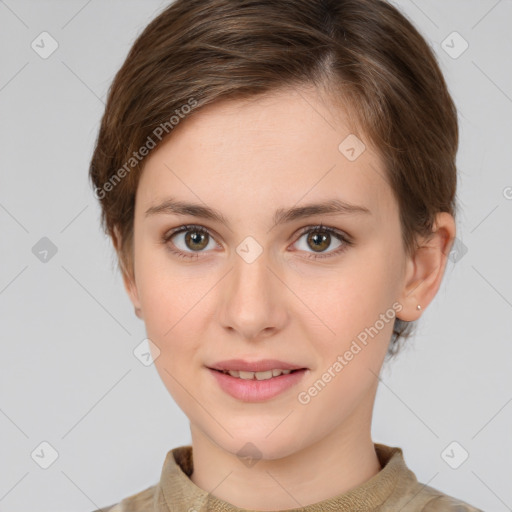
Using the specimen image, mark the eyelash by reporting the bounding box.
[161,223,353,261]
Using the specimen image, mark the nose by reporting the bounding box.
[218,248,288,341]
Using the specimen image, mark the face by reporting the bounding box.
[124,85,410,460]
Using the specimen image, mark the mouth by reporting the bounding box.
[207,366,308,402]
[209,368,305,380]
[207,358,308,373]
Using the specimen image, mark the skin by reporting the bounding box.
[117,85,455,510]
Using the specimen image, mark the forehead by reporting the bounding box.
[136,86,394,221]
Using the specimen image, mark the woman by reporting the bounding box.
[89,0,482,510]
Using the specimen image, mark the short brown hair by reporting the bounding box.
[89,0,459,358]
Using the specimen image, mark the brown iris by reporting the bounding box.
[185,230,209,251]
[307,230,331,252]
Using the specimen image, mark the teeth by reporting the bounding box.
[223,369,293,380]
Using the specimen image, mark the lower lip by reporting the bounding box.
[207,368,308,402]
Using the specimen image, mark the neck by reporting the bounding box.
[189,387,381,510]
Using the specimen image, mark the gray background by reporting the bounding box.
[1,1,511,511]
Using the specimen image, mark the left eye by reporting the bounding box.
[295,229,339,252]
[293,225,352,259]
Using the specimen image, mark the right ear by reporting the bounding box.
[113,226,142,317]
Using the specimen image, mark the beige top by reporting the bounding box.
[93,443,483,511]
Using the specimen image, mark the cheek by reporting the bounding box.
[134,250,212,374]
[134,239,199,333]
[139,271,205,405]
[295,262,396,415]
[299,254,397,333]
[296,248,401,381]
[140,276,204,350]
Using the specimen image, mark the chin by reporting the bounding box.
[216,429,305,462]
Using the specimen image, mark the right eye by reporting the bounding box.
[162,224,220,259]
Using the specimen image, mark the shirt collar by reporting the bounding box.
[153,442,416,511]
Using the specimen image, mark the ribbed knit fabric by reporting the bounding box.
[93,443,483,512]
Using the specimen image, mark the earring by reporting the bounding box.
[416,305,422,310]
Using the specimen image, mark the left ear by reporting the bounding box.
[396,212,456,321]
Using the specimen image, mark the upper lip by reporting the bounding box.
[208,359,307,372]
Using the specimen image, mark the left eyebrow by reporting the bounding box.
[273,199,371,226]
[144,196,371,229]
